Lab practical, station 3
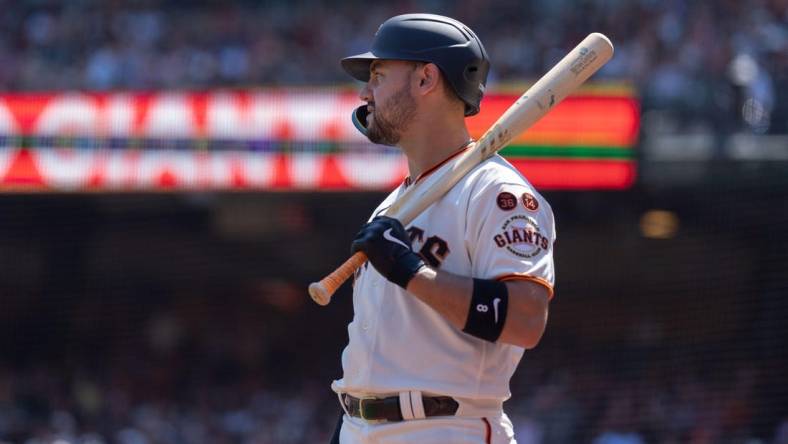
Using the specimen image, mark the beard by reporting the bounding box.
[366,81,417,146]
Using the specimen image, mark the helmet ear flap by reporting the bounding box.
[352,106,370,137]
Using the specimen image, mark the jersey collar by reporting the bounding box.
[403,139,474,188]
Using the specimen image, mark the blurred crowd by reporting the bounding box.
[0,0,786,132]
[508,351,787,444]
[0,316,786,444]
[0,282,786,444]
[0,281,340,444]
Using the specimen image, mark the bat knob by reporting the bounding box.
[309,282,331,306]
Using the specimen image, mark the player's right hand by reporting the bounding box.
[351,216,426,289]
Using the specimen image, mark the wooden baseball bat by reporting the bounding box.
[309,33,614,305]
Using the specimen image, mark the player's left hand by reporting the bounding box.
[351,216,425,289]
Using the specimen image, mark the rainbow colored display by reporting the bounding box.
[468,89,639,189]
[0,87,639,192]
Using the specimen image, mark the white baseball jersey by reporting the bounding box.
[333,153,556,402]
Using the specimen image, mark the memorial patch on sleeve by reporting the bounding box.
[521,192,539,212]
[496,192,518,211]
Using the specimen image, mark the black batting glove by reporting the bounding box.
[351,216,426,289]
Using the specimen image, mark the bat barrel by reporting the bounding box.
[484,33,614,153]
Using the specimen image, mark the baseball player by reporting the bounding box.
[330,14,555,444]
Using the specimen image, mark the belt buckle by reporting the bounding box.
[358,396,377,421]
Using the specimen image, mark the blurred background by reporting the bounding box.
[0,0,786,443]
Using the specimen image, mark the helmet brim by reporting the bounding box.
[341,52,378,82]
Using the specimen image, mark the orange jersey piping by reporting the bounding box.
[496,273,554,300]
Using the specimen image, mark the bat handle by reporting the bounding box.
[309,251,368,305]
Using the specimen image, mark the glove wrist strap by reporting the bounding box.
[390,254,426,289]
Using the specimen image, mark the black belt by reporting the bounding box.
[341,393,459,422]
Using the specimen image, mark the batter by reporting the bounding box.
[330,14,556,444]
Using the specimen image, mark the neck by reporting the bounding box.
[398,115,471,180]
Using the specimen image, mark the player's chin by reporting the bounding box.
[368,129,399,146]
[365,121,382,143]
[366,128,384,145]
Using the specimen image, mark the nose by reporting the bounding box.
[359,83,372,103]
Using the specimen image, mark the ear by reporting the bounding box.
[414,63,441,96]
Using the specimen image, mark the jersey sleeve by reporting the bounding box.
[464,174,556,299]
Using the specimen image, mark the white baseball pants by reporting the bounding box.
[338,413,517,444]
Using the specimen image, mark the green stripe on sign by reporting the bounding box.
[500,145,635,159]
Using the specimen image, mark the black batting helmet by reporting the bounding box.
[341,13,490,117]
